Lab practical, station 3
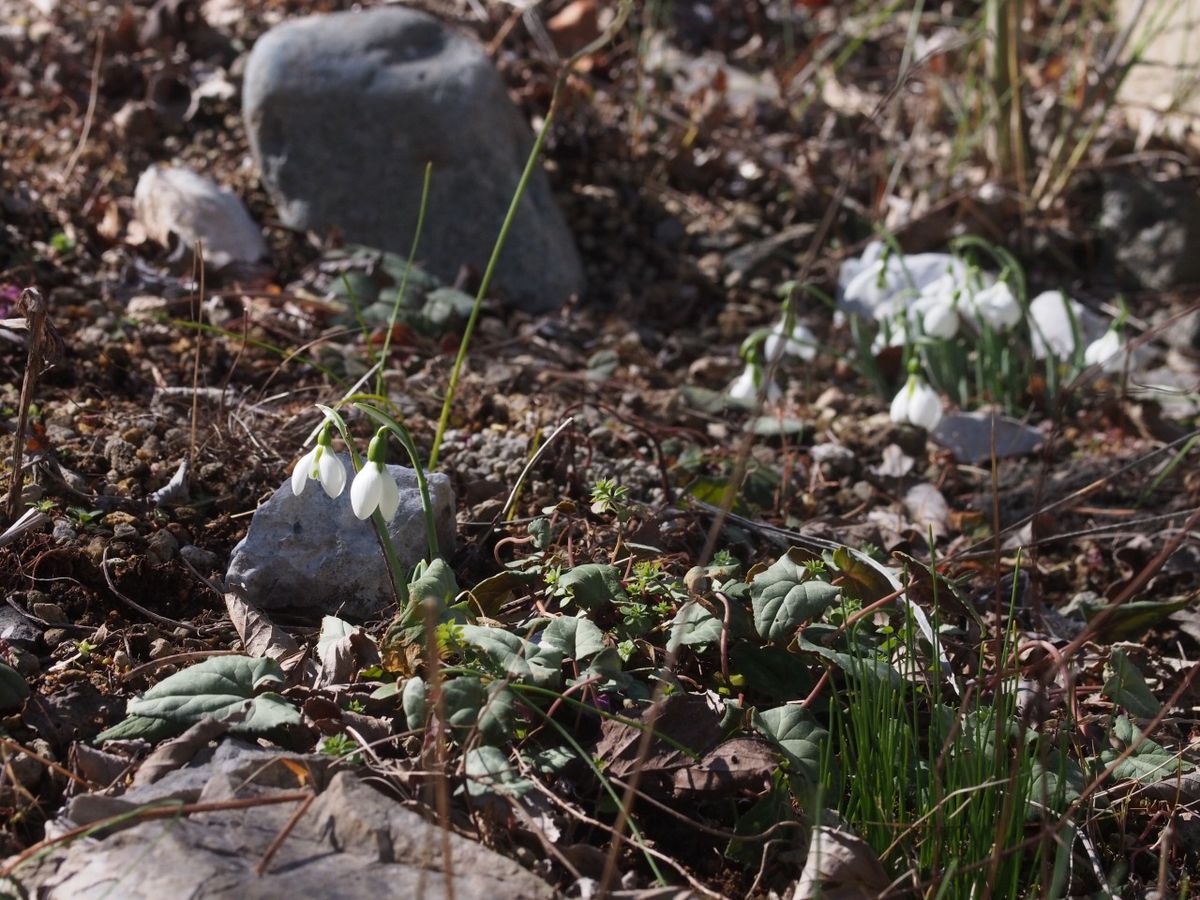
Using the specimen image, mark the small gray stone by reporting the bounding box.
[179,544,219,572]
[43,628,68,649]
[104,436,145,477]
[225,457,455,619]
[242,7,584,312]
[146,529,179,564]
[0,606,41,647]
[31,602,67,624]
[52,519,76,545]
[112,523,142,543]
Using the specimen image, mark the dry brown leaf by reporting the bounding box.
[792,823,891,900]
[672,737,776,797]
[903,483,949,538]
[132,715,238,787]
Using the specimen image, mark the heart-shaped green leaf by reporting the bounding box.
[460,625,562,688]
[539,616,606,661]
[557,564,627,609]
[96,655,300,743]
[751,552,840,641]
[751,704,827,786]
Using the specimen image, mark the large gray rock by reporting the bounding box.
[225,458,455,620]
[243,7,584,313]
[1098,174,1200,290]
[14,742,556,900]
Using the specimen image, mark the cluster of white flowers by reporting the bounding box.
[291,424,400,520]
[839,242,1028,352]
[725,243,1133,432]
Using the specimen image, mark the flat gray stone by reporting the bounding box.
[243,7,584,313]
[225,457,455,619]
[14,744,555,900]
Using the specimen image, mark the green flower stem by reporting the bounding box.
[354,402,439,561]
[428,0,632,470]
[376,162,433,398]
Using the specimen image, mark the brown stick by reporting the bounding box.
[6,288,47,521]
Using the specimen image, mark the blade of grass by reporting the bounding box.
[428,1,633,469]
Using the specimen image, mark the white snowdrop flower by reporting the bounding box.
[843,259,907,320]
[912,275,960,339]
[1084,328,1125,372]
[728,364,781,403]
[889,374,943,431]
[764,320,817,362]
[350,429,401,520]
[291,425,346,499]
[964,281,1022,331]
[1028,291,1082,359]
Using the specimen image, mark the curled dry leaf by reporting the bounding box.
[793,823,891,900]
[224,592,309,678]
[902,482,949,539]
[133,164,268,269]
[132,713,240,787]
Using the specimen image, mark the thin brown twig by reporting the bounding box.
[6,288,48,521]
[423,598,455,900]
[0,736,92,789]
[101,547,199,635]
[254,791,315,876]
[189,241,206,468]
[59,31,104,183]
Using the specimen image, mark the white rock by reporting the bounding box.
[133,165,267,270]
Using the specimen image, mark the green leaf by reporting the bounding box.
[440,677,515,744]
[464,746,531,798]
[751,551,840,641]
[671,602,724,647]
[527,746,575,775]
[1063,593,1193,642]
[557,564,627,609]
[478,685,517,745]
[98,655,301,743]
[751,705,827,786]
[0,662,29,712]
[95,715,180,743]
[442,676,487,735]
[797,635,902,688]
[459,625,563,688]
[580,647,645,698]
[402,676,427,732]
[1103,649,1160,719]
[1029,745,1084,808]
[730,644,815,702]
[539,617,606,661]
[409,558,459,610]
[1101,715,1191,785]
[370,681,401,700]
